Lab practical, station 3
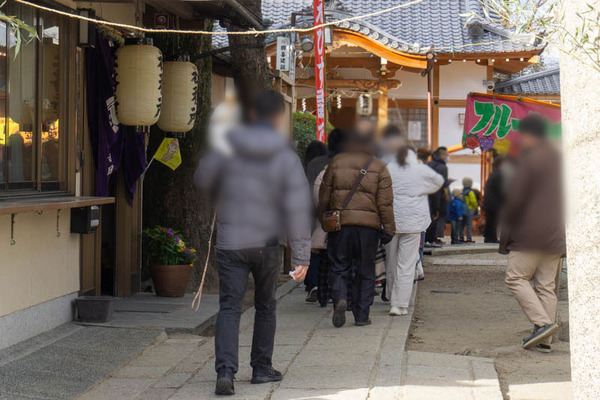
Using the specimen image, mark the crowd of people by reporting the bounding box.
[303,121,496,322]
[196,91,564,396]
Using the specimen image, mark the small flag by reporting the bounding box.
[154,138,182,170]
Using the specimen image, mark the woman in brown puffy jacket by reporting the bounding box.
[318,122,395,328]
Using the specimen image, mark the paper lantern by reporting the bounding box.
[356,93,373,115]
[157,61,198,133]
[115,43,163,126]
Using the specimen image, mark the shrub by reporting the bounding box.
[292,112,334,162]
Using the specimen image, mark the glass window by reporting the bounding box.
[40,11,66,188]
[0,2,68,193]
[7,4,36,189]
[389,107,428,149]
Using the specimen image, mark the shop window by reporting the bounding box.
[389,107,429,149]
[0,3,68,194]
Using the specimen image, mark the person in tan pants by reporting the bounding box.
[499,115,565,352]
[505,252,562,349]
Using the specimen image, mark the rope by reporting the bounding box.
[14,0,428,35]
[191,211,217,312]
[13,0,532,52]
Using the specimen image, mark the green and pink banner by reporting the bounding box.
[463,92,561,154]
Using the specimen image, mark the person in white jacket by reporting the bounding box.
[385,146,444,315]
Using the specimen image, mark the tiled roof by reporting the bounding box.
[495,67,561,95]
[212,0,543,55]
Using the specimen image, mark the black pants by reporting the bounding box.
[484,210,498,242]
[425,217,438,243]
[214,246,281,373]
[327,226,379,323]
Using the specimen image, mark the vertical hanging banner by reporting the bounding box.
[313,0,326,142]
[276,37,290,71]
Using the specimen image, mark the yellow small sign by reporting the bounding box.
[154,138,182,170]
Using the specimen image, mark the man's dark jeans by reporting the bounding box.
[327,226,379,323]
[214,245,281,373]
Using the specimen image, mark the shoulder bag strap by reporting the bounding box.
[341,157,375,210]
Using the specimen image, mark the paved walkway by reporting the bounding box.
[78,280,503,400]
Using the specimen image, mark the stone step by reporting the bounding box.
[425,243,500,256]
[425,257,507,267]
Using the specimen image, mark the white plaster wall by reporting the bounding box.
[438,107,466,148]
[389,69,428,99]
[439,61,487,99]
[438,62,487,190]
[0,211,80,318]
[448,163,481,192]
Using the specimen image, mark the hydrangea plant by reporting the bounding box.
[143,226,197,266]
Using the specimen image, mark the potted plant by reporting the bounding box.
[143,226,197,297]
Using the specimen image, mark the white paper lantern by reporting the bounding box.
[157,61,198,133]
[115,43,163,126]
[356,93,373,115]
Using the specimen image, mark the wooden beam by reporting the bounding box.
[144,0,196,19]
[334,30,427,70]
[449,154,482,164]
[438,99,467,107]
[297,78,401,90]
[378,88,389,133]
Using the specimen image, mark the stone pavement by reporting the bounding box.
[78,279,504,400]
[76,292,219,335]
[0,324,162,400]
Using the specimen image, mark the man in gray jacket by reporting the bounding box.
[195,91,311,396]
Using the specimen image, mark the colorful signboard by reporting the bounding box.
[463,92,561,153]
[313,0,326,142]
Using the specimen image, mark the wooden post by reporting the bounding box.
[427,70,433,148]
[432,65,440,149]
[377,87,389,133]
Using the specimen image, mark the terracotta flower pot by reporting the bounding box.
[152,264,192,297]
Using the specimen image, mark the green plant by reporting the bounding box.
[0,2,38,56]
[292,112,334,162]
[143,226,197,266]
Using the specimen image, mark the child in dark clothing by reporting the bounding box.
[448,189,464,244]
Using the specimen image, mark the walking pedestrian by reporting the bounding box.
[448,189,464,245]
[306,129,349,307]
[385,146,443,316]
[483,157,505,243]
[195,91,312,395]
[318,122,395,327]
[425,147,450,247]
[306,128,348,189]
[303,141,327,301]
[501,114,565,352]
[460,177,478,242]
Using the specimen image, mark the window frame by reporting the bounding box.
[0,1,73,198]
[388,105,429,149]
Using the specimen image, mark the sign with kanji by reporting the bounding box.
[313,0,326,142]
[463,92,561,153]
[276,37,290,71]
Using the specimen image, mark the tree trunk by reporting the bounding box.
[226,0,272,117]
[143,26,217,290]
[561,1,600,398]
